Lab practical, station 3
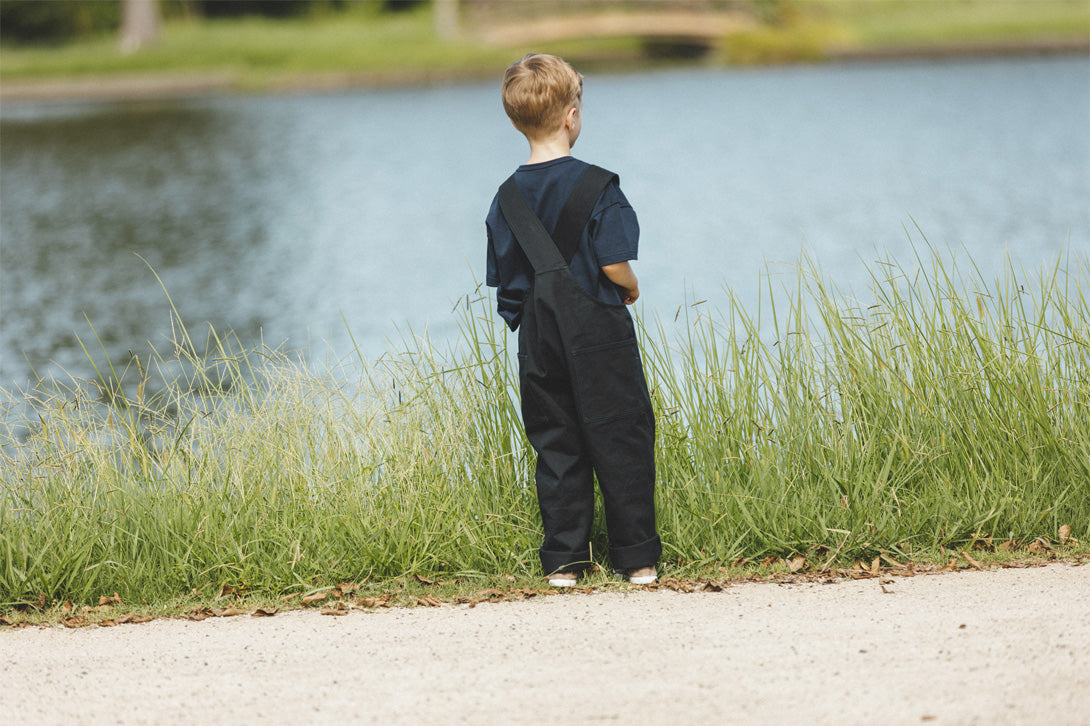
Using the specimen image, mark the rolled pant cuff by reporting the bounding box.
[540,548,593,576]
[609,535,662,570]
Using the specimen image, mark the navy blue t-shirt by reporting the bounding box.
[486,156,640,330]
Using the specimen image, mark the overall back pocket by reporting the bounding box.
[569,338,651,425]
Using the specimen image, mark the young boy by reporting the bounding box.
[485,53,660,587]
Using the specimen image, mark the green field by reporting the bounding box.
[2,250,1087,621]
[1,1,1086,91]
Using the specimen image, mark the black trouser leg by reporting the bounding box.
[583,410,661,570]
[519,352,595,575]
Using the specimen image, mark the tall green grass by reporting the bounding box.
[1,251,1087,608]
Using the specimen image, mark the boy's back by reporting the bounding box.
[485,156,640,330]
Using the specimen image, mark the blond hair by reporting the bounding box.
[501,53,583,137]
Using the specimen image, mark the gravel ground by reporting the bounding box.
[2,563,1087,725]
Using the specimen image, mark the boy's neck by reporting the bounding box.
[525,132,572,165]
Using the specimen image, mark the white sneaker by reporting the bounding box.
[620,566,657,585]
[547,572,578,587]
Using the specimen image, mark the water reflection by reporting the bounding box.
[2,57,1088,390]
[2,102,277,382]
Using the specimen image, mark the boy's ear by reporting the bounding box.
[563,105,579,128]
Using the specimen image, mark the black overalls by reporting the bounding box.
[498,165,662,575]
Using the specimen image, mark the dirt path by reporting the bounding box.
[2,563,1087,725]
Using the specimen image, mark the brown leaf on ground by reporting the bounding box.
[1058,524,1071,544]
[218,584,237,598]
[62,616,89,628]
[1028,538,1052,553]
[251,608,279,617]
[415,596,443,607]
[61,600,73,616]
[701,582,725,592]
[788,556,806,572]
[98,619,118,627]
[337,582,362,594]
[961,551,984,570]
[0,615,14,627]
[320,603,347,615]
[186,608,213,621]
[214,607,247,617]
[455,596,485,608]
[98,592,122,606]
[413,574,436,586]
[998,540,1017,552]
[870,556,881,576]
[301,593,327,605]
[761,556,779,567]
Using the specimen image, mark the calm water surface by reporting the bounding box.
[2,56,1088,388]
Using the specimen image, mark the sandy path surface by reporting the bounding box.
[2,563,1087,725]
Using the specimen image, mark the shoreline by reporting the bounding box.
[2,36,1086,105]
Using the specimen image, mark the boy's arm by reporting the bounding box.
[602,261,639,304]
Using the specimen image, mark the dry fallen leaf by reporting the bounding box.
[251,608,279,617]
[215,607,247,617]
[1059,524,1071,544]
[320,607,347,616]
[98,592,122,606]
[961,551,984,570]
[788,556,806,573]
[62,616,89,628]
[0,615,14,627]
[413,574,436,586]
[301,593,327,605]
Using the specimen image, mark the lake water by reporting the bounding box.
[2,56,1088,389]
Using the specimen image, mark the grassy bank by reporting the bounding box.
[1,1,1087,93]
[1,250,1087,616]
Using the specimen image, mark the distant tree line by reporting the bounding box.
[0,0,428,45]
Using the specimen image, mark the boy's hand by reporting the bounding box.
[601,261,640,305]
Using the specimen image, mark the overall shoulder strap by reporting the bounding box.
[552,165,618,264]
[498,175,567,273]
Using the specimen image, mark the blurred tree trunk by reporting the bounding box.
[119,0,160,55]
[435,0,459,39]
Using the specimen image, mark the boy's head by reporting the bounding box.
[502,53,583,140]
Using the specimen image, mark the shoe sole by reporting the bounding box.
[548,578,578,587]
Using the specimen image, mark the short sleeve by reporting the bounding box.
[587,181,639,267]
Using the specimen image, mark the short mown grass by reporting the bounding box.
[2,1,1086,88]
[1,249,1087,617]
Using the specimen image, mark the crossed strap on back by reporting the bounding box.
[498,164,618,274]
